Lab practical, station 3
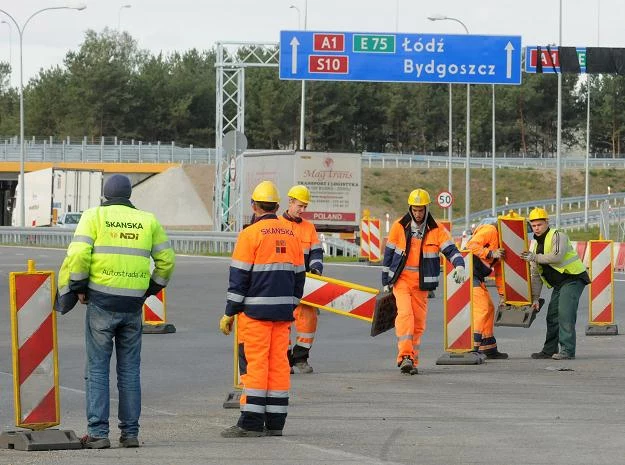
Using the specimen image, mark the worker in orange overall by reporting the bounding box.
[280,185,324,374]
[219,181,305,437]
[382,188,467,375]
[465,219,508,359]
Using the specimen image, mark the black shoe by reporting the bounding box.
[119,436,140,448]
[399,356,414,374]
[485,351,509,360]
[264,428,283,436]
[531,351,553,359]
[80,435,110,449]
[220,425,264,438]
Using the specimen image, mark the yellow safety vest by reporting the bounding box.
[531,228,585,286]
[67,204,175,297]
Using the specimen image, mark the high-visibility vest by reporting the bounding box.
[68,204,174,297]
[531,228,585,287]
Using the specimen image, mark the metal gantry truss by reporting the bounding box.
[214,41,279,231]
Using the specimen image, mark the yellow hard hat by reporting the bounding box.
[287,185,310,204]
[407,188,431,206]
[528,207,549,221]
[251,181,280,203]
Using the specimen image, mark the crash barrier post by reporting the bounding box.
[223,315,242,409]
[360,215,370,260]
[142,289,176,334]
[0,260,81,451]
[437,252,483,365]
[223,274,378,408]
[586,240,619,336]
[368,218,381,262]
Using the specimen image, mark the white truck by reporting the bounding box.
[12,168,103,227]
[241,151,361,233]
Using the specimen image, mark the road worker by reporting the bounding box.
[382,188,467,375]
[64,174,175,448]
[280,184,324,374]
[219,181,306,437]
[465,219,508,359]
[521,208,589,360]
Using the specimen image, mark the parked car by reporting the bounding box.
[56,212,82,230]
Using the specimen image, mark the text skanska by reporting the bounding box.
[260,228,296,236]
[404,60,496,79]
[105,221,144,229]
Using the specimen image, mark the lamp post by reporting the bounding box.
[0,3,87,227]
[118,4,132,31]
[492,84,496,216]
[289,4,301,29]
[289,2,307,151]
[1,20,11,75]
[428,14,470,231]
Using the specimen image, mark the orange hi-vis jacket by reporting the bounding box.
[382,212,464,291]
[280,213,324,274]
[465,223,504,294]
[226,213,306,321]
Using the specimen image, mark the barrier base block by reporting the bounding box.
[223,390,242,409]
[585,324,618,336]
[0,429,82,451]
[142,323,176,334]
[436,352,485,365]
[495,299,544,328]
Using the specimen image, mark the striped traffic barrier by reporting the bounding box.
[0,260,80,451]
[437,252,482,365]
[142,289,176,334]
[586,240,619,336]
[301,273,379,322]
[360,217,370,259]
[498,214,532,305]
[368,218,381,262]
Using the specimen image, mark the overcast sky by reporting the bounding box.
[0,0,615,88]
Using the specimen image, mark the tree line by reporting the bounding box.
[1,29,625,157]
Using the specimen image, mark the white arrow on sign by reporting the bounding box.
[505,41,514,79]
[290,37,300,74]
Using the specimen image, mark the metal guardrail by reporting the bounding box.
[0,228,359,257]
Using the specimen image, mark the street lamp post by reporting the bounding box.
[492,84,496,216]
[1,20,11,74]
[118,4,132,31]
[585,0,600,230]
[555,0,562,228]
[428,15,470,231]
[0,4,87,227]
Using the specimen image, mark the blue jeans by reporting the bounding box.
[85,302,142,439]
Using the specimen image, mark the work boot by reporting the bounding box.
[531,351,553,359]
[220,425,264,438]
[552,352,575,360]
[294,361,313,373]
[80,435,110,449]
[485,350,509,360]
[264,428,283,437]
[119,436,140,448]
[290,366,294,374]
[399,356,414,374]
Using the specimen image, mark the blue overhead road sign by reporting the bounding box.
[279,30,522,85]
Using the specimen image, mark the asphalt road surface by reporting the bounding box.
[1,246,624,465]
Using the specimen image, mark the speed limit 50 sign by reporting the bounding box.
[437,191,453,208]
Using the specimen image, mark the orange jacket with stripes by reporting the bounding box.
[279,213,324,274]
[465,223,504,294]
[226,213,306,321]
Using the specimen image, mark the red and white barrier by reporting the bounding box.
[615,242,625,272]
[442,251,473,352]
[360,218,370,259]
[499,216,532,305]
[9,261,59,429]
[301,273,378,322]
[143,289,166,325]
[588,240,614,325]
[368,218,381,262]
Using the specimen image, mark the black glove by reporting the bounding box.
[311,268,322,276]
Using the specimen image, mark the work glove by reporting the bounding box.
[520,251,536,262]
[382,284,392,293]
[219,315,234,335]
[530,300,541,312]
[310,268,322,276]
[498,294,506,307]
[451,266,467,284]
[489,248,505,260]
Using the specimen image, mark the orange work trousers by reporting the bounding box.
[291,303,317,358]
[472,282,498,353]
[393,273,428,366]
[237,313,291,432]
